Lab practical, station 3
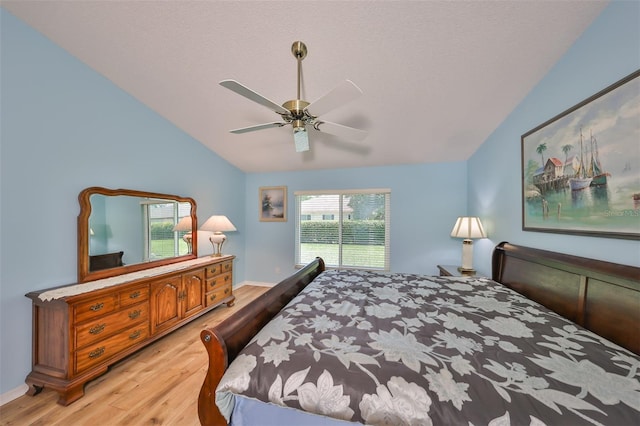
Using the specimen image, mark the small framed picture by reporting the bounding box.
[259,186,287,222]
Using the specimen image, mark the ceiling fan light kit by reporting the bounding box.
[220,41,367,152]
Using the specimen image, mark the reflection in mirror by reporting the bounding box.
[78,187,197,282]
[88,196,192,268]
[172,216,193,254]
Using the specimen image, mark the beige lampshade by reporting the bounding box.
[172,216,192,232]
[450,217,487,239]
[200,215,237,233]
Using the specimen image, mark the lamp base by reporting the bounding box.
[457,266,476,274]
[209,233,226,257]
[459,238,475,271]
[183,233,193,254]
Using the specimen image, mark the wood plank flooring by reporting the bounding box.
[0,285,269,426]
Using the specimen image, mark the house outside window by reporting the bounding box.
[295,189,390,270]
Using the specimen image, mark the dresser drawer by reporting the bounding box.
[75,302,149,349]
[205,261,232,278]
[205,285,232,307]
[119,285,149,307]
[206,272,232,291]
[75,324,149,374]
[74,295,118,323]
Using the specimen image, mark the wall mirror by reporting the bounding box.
[78,187,197,283]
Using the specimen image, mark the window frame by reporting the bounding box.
[141,201,189,260]
[295,188,391,271]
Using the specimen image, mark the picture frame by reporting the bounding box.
[259,186,287,222]
[521,69,640,240]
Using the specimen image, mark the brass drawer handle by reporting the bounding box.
[89,347,105,359]
[128,310,141,320]
[89,302,104,312]
[224,275,230,282]
[129,330,142,340]
[89,323,106,335]
[209,294,217,302]
[224,288,229,294]
[129,291,141,299]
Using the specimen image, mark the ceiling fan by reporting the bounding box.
[220,41,367,152]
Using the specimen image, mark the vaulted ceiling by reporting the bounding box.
[1,0,608,173]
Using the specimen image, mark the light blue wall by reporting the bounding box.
[468,0,640,274]
[244,162,468,283]
[0,10,245,395]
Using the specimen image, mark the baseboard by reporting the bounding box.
[235,280,275,288]
[0,384,28,406]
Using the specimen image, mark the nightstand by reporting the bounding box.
[437,264,476,277]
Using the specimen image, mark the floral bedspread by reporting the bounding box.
[216,270,640,425]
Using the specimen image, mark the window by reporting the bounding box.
[142,201,191,260]
[295,189,390,270]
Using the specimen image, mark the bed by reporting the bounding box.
[198,242,640,425]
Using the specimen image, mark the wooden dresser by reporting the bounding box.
[25,255,234,405]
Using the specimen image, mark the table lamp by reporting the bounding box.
[200,215,237,257]
[450,216,486,273]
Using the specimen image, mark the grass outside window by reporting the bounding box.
[299,243,386,269]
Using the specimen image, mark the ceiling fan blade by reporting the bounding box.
[230,122,286,134]
[220,80,290,115]
[314,121,368,141]
[304,80,363,117]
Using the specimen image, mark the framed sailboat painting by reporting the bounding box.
[521,69,640,240]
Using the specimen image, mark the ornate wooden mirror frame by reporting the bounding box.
[78,187,198,283]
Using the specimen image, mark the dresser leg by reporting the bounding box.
[226,295,236,307]
[25,382,43,396]
[57,384,85,406]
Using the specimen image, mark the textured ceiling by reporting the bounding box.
[1,0,608,173]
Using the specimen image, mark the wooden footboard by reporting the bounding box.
[492,242,640,355]
[198,258,325,426]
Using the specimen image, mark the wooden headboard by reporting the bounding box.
[492,242,640,355]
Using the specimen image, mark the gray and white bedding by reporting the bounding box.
[216,269,640,425]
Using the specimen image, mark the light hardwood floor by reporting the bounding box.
[0,285,269,426]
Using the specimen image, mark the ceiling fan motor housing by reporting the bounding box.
[282,99,311,119]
